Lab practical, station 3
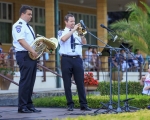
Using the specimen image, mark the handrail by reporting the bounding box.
[0,73,19,86]
[37,63,76,84]
[0,63,75,88]
[37,63,62,77]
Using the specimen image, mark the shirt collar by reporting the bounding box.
[19,18,27,24]
[64,27,71,31]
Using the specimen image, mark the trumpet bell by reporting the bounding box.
[76,27,87,37]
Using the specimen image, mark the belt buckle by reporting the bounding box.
[73,56,76,58]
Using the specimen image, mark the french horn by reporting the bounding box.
[29,34,58,60]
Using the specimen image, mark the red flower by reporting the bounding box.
[84,72,99,86]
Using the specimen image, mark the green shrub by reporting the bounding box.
[33,94,150,109]
[97,81,143,95]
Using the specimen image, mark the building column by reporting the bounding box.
[45,0,55,69]
[97,0,108,71]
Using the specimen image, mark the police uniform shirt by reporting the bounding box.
[12,18,35,52]
[58,27,83,56]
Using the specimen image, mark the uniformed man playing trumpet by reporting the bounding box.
[58,14,91,111]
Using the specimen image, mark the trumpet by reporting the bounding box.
[76,23,87,37]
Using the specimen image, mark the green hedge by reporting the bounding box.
[97,81,143,95]
[33,82,148,109]
[33,94,150,109]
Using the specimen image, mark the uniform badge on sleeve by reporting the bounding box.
[58,30,62,37]
[15,25,22,33]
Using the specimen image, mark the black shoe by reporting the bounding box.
[80,106,92,111]
[18,108,32,113]
[28,107,42,113]
[67,105,74,111]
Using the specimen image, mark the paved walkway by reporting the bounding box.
[0,106,101,120]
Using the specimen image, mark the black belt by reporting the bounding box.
[62,54,80,58]
[17,51,28,53]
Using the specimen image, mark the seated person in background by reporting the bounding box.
[8,46,17,69]
[92,48,101,71]
[0,42,2,53]
[112,50,129,71]
[135,50,144,71]
[145,55,150,68]
[0,42,4,65]
[83,47,94,70]
[112,51,120,67]
[140,68,150,95]
[127,49,134,68]
[120,49,129,72]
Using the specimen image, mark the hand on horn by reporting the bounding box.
[31,51,38,59]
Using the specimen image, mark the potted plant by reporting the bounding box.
[0,66,14,90]
[84,72,99,91]
[111,67,123,81]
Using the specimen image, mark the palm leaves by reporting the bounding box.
[110,2,150,54]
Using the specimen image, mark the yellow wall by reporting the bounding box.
[59,3,96,28]
[0,0,44,52]
[0,0,96,52]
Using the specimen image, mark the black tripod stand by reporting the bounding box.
[94,48,124,114]
[78,24,121,114]
[79,21,139,114]
[120,48,140,112]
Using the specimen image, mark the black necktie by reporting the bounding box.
[70,29,74,49]
[27,23,35,39]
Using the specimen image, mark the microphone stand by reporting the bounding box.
[86,28,124,113]
[115,50,122,113]
[81,22,139,114]
[79,28,120,114]
[119,45,140,112]
[99,24,140,112]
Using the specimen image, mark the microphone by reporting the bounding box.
[100,24,113,32]
[100,24,118,42]
[113,35,118,42]
[80,20,86,29]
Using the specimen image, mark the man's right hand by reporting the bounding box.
[31,51,38,59]
[73,23,80,30]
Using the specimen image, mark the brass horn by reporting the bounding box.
[29,34,58,60]
[76,23,87,37]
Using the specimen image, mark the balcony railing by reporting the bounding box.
[0,52,147,90]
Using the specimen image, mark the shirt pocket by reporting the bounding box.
[25,30,34,44]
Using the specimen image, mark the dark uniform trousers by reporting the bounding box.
[16,51,37,109]
[61,55,87,107]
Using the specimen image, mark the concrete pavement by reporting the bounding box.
[0,106,101,120]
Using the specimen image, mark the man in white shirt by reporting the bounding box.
[58,14,91,111]
[12,5,41,113]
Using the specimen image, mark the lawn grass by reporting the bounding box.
[60,109,150,120]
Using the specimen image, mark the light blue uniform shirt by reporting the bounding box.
[12,18,35,52]
[58,27,83,56]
